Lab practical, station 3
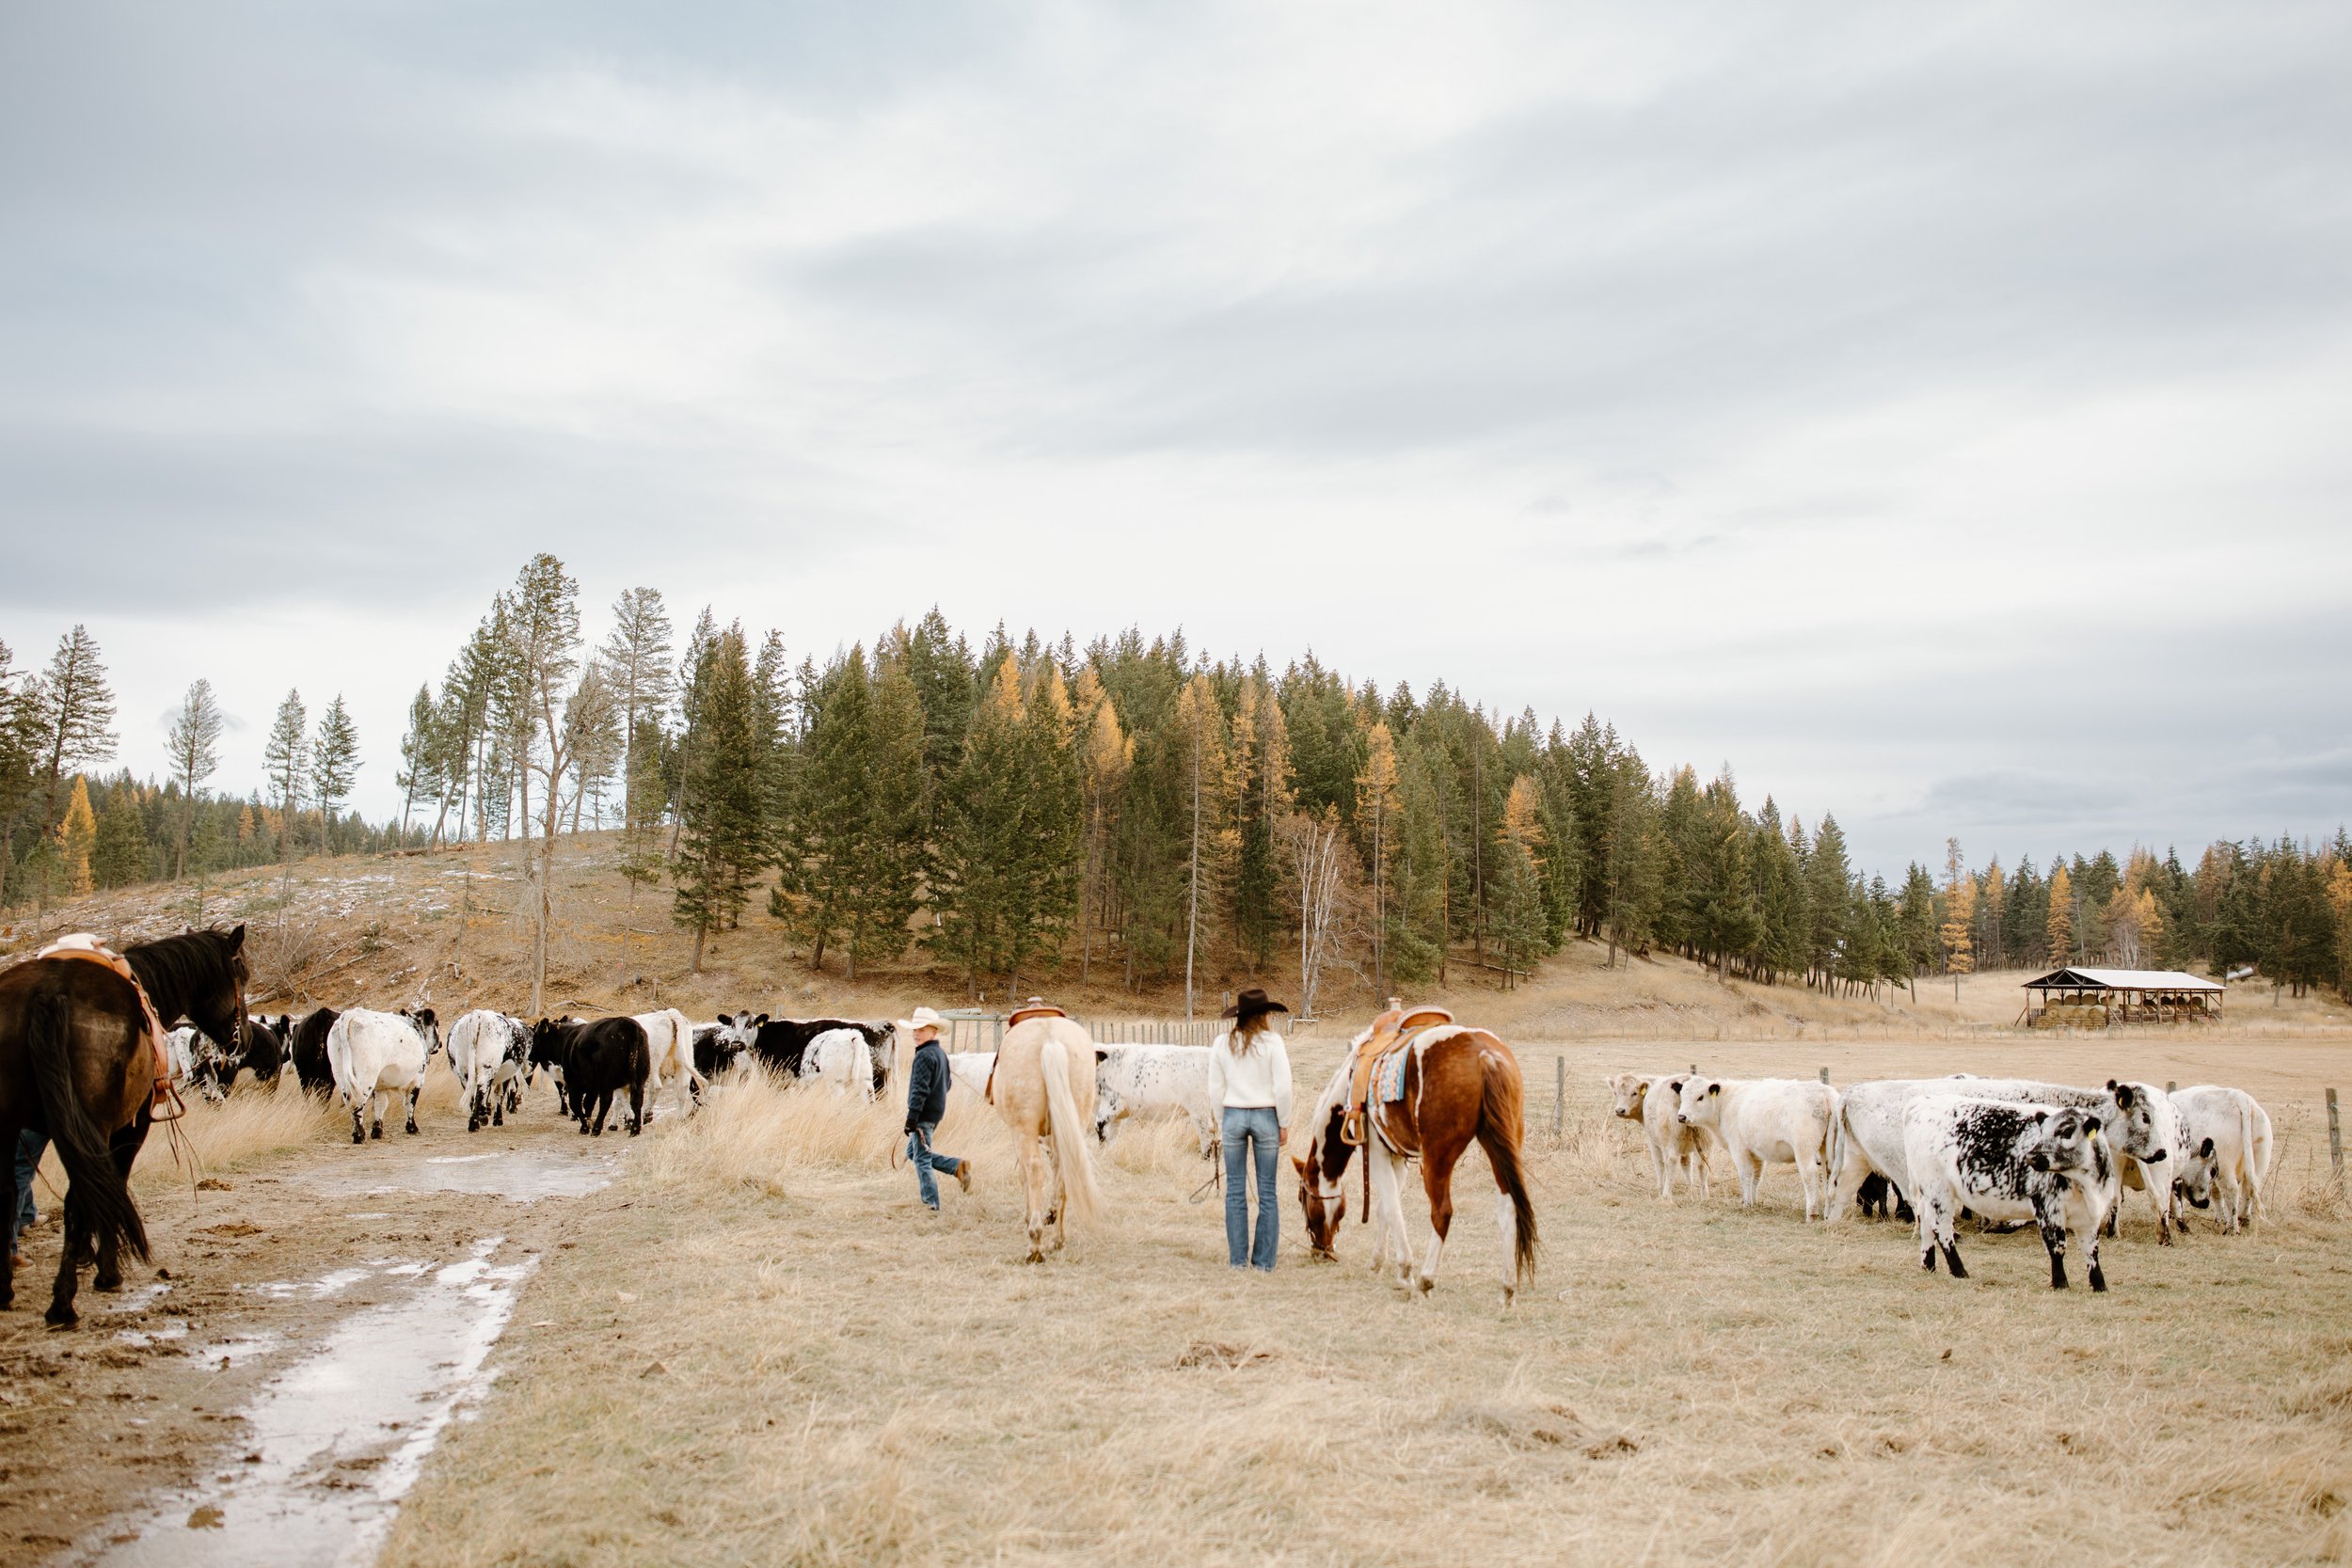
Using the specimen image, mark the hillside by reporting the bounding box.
[4,832,2346,1040]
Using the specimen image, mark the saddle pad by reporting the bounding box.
[1374,1046,1411,1104]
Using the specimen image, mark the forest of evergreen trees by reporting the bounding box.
[5,553,2348,1012]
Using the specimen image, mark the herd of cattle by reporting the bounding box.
[167,1006,2277,1293]
[1608,1069,2276,1291]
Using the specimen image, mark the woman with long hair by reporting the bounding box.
[1209,989,1294,1271]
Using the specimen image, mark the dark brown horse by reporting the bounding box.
[1293,1010,1538,1304]
[0,926,248,1324]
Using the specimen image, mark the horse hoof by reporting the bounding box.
[94,1274,121,1293]
[44,1305,77,1328]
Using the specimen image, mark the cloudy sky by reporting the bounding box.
[3,1,2346,874]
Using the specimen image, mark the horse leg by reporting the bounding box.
[1048,1137,1069,1253]
[48,1194,86,1326]
[1023,1137,1048,1263]
[0,1131,16,1311]
[1413,1143,1463,1295]
[1367,1146,1409,1283]
[93,1116,150,1294]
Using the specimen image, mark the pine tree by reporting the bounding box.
[847,652,929,978]
[1489,776,1549,986]
[1074,666,1131,985]
[29,626,116,837]
[931,660,1028,993]
[93,780,149,888]
[263,689,308,904]
[0,639,37,906]
[600,586,674,823]
[1940,838,1976,1001]
[1172,673,1236,1018]
[2045,862,2074,967]
[58,776,97,898]
[776,646,878,974]
[672,626,764,972]
[395,685,437,845]
[166,678,224,879]
[1355,721,1402,997]
[310,695,360,857]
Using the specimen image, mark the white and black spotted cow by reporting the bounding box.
[691,1012,762,1078]
[1916,1078,2181,1242]
[447,1009,531,1132]
[326,1007,444,1144]
[1093,1044,1218,1158]
[1901,1097,2114,1291]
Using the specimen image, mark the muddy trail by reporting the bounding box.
[0,1097,624,1565]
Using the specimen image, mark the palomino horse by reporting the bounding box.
[1294,1007,1538,1304]
[991,1007,1104,1262]
[0,926,249,1324]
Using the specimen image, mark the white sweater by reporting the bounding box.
[1207,1030,1295,1127]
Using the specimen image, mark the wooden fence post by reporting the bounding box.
[2166,1080,2177,1094]
[1552,1056,1565,1138]
[2328,1088,2343,1184]
[1819,1067,1830,1085]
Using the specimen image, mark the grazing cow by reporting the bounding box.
[230,1014,289,1090]
[803,1027,875,1100]
[1092,1045,1218,1157]
[2106,1080,2194,1242]
[748,1017,897,1094]
[1902,1097,2114,1290]
[634,1007,706,1119]
[947,1052,993,1103]
[446,1010,530,1132]
[1675,1077,1838,1219]
[288,1006,340,1096]
[167,1025,233,1101]
[692,1012,762,1078]
[326,1008,444,1144]
[162,1027,203,1093]
[1608,1070,1714,1199]
[531,1017,649,1135]
[2170,1085,2273,1232]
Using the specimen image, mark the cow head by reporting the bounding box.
[1293,1104,1352,1259]
[2103,1080,2173,1164]
[2025,1108,2108,1184]
[1607,1072,1648,1119]
[404,1006,442,1058]
[1093,1079,1128,1142]
[1676,1079,1724,1128]
[2173,1135,2219,1211]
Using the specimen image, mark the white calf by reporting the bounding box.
[2170,1085,2274,1232]
[1094,1045,1218,1158]
[1676,1076,1838,1219]
[947,1052,994,1104]
[446,1010,529,1132]
[635,1007,707,1120]
[805,1027,874,1100]
[1608,1071,1713,1199]
[327,1008,443,1145]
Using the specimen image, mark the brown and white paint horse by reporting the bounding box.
[1294,1014,1538,1304]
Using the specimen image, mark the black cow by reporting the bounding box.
[532,1017,650,1136]
[230,1014,289,1091]
[748,1017,896,1094]
[289,1006,341,1095]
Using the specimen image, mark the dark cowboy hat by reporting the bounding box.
[1219,988,1290,1022]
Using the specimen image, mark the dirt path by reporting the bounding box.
[0,1102,618,1564]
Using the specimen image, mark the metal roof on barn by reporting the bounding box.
[2020,967,2225,992]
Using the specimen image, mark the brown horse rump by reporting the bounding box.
[31,936,176,1112]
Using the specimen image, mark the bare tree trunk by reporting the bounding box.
[1184,723,1201,1022]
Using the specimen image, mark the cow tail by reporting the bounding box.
[1039,1034,1103,1227]
[26,986,150,1266]
[1477,1050,1539,1287]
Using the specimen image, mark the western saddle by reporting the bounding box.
[1341,1001,1454,1145]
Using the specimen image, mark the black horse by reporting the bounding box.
[0,926,248,1325]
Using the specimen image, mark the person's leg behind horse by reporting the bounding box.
[1222,1107,1255,1267]
[1248,1108,1280,1271]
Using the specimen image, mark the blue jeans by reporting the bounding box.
[8,1130,45,1256]
[1223,1106,1279,1271]
[908,1123,962,1211]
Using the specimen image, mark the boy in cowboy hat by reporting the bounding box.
[899,1006,971,1212]
[1210,988,1294,1271]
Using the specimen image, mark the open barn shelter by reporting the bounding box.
[2020,966,2226,1027]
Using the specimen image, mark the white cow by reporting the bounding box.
[1608,1071,1714,1199]
[1827,1077,1992,1219]
[1675,1076,1838,1219]
[1093,1044,1218,1158]
[947,1052,994,1104]
[634,1007,706,1120]
[446,1010,529,1132]
[1902,1097,2114,1291]
[2170,1085,2274,1232]
[327,1008,443,1145]
[804,1027,875,1100]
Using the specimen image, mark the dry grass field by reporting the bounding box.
[371,1034,2352,1568]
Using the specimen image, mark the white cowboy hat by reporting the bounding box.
[898,1006,946,1035]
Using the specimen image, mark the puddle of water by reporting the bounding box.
[186,1331,283,1369]
[69,1238,536,1568]
[248,1267,371,1303]
[103,1283,172,1314]
[298,1147,615,1204]
[115,1320,189,1349]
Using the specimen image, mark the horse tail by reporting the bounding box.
[1040,1032,1104,1227]
[26,985,150,1265]
[1476,1047,1538,1286]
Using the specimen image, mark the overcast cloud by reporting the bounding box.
[2,1,2346,873]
